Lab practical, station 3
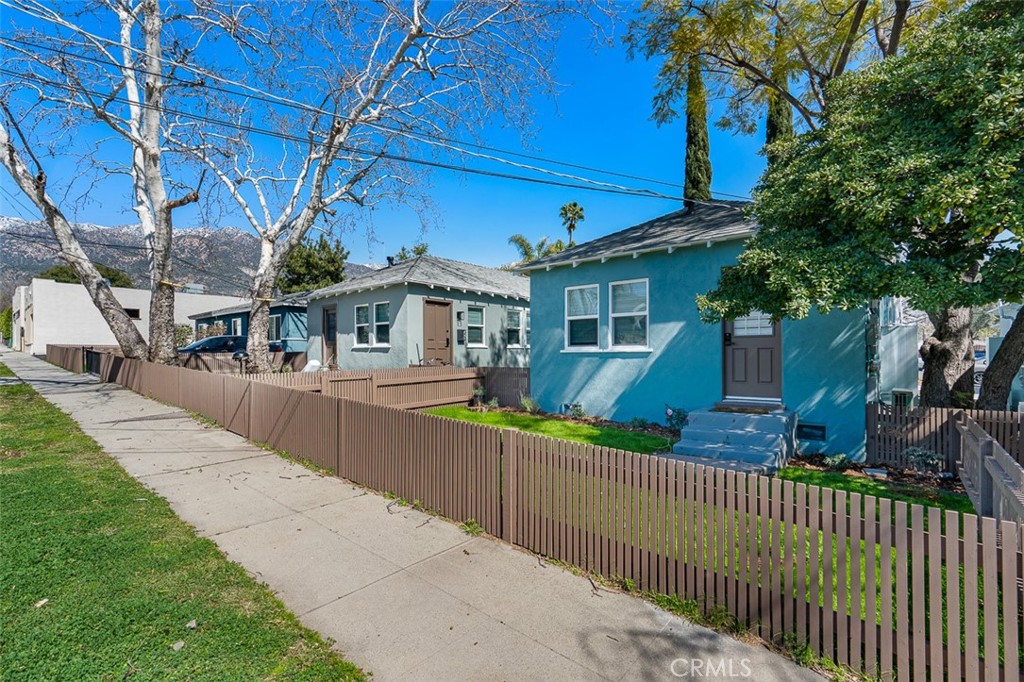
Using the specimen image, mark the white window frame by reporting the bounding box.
[525,309,531,348]
[268,314,282,341]
[230,318,242,336]
[198,322,209,333]
[732,310,774,337]
[506,308,526,348]
[354,304,371,347]
[608,278,650,350]
[564,284,600,350]
[466,305,486,348]
[372,301,391,347]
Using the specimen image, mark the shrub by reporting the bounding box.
[487,397,500,411]
[567,402,587,420]
[902,446,943,473]
[823,453,851,471]
[519,394,541,414]
[627,417,651,429]
[664,405,688,432]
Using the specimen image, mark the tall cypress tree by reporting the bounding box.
[765,29,794,165]
[684,54,712,206]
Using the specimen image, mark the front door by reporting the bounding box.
[423,300,452,364]
[723,311,782,401]
[322,306,338,366]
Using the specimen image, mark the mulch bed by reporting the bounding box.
[788,453,966,495]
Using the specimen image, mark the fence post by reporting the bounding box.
[978,436,994,518]
[369,373,377,405]
[502,428,517,544]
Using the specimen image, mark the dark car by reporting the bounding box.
[178,335,282,354]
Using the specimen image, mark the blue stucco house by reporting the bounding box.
[189,291,309,353]
[521,202,917,466]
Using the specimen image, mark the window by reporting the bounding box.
[506,309,523,347]
[125,308,141,320]
[525,310,531,347]
[733,310,774,337]
[198,323,209,333]
[230,318,242,336]
[467,306,485,346]
[354,304,370,346]
[374,302,390,345]
[268,315,281,341]
[565,285,599,348]
[610,279,648,348]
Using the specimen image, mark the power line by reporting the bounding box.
[1,31,751,201]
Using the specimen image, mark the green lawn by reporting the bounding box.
[0,365,366,682]
[778,466,974,515]
[426,405,673,454]
[0,362,15,377]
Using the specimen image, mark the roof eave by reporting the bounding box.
[517,231,754,273]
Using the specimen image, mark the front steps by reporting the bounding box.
[667,408,797,475]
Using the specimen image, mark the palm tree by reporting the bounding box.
[508,234,565,265]
[559,201,585,246]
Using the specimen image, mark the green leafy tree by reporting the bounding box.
[559,202,585,246]
[277,235,350,293]
[0,307,12,343]
[37,263,135,288]
[764,27,793,164]
[395,242,429,262]
[174,324,194,348]
[684,55,712,203]
[507,234,566,265]
[697,2,1024,408]
[627,0,966,133]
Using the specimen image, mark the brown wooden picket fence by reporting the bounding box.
[867,403,1023,470]
[48,351,1022,681]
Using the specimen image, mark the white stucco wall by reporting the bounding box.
[22,278,246,354]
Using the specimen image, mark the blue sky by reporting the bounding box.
[0,13,769,268]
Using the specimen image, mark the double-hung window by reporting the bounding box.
[610,279,648,348]
[230,318,242,336]
[374,302,390,345]
[506,309,523,347]
[268,315,282,341]
[354,304,370,346]
[565,285,599,348]
[467,306,485,346]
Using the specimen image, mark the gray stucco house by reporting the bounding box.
[306,255,530,369]
[521,202,918,467]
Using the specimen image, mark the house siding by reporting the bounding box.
[193,305,308,352]
[529,244,870,458]
[307,286,410,370]
[406,285,529,368]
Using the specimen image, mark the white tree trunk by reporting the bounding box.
[1,123,149,358]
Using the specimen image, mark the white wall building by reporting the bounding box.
[11,278,246,354]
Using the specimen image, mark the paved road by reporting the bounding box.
[1,350,823,682]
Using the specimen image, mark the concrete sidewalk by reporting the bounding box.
[2,349,823,682]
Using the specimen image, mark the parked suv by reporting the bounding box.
[178,335,282,354]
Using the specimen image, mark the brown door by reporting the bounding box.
[723,311,782,401]
[423,300,452,364]
[322,306,338,366]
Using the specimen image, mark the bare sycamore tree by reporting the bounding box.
[1,118,149,357]
[163,0,594,372]
[0,0,263,363]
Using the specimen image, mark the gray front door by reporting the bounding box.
[723,311,782,401]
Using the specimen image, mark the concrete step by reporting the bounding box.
[676,427,783,450]
[685,409,794,434]
[670,441,781,469]
[671,407,797,475]
[662,451,775,476]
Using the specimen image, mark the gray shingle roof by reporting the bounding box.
[520,201,756,271]
[308,255,530,301]
[188,290,309,320]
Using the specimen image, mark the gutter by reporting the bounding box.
[516,231,754,274]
